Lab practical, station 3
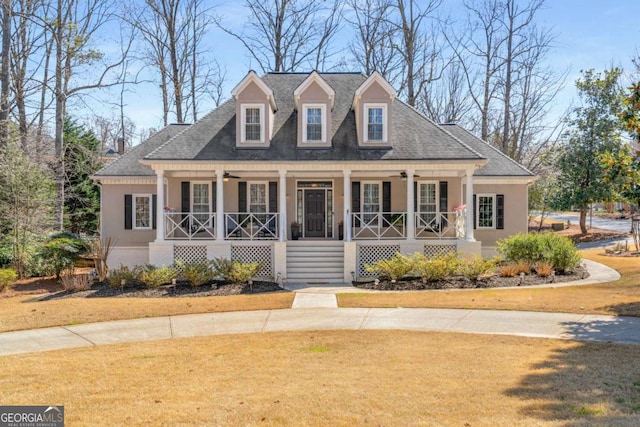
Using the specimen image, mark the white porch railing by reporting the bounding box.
[165,212,216,240]
[225,213,279,240]
[414,209,466,239]
[350,210,466,240]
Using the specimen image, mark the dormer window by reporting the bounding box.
[241,104,265,143]
[303,104,326,143]
[364,103,387,143]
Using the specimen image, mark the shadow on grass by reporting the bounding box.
[506,314,640,425]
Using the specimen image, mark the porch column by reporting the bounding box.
[216,170,224,241]
[155,169,165,242]
[343,169,352,242]
[465,171,475,241]
[406,168,415,240]
[279,170,287,242]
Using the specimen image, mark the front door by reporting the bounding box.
[304,190,325,237]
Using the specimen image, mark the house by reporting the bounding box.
[93,71,535,283]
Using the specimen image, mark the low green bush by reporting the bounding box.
[0,267,18,292]
[365,252,413,281]
[107,265,141,289]
[545,235,581,274]
[176,260,215,287]
[228,261,261,284]
[211,258,235,279]
[411,252,459,283]
[458,255,497,281]
[139,265,179,288]
[497,232,581,274]
[38,233,89,279]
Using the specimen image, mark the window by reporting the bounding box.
[191,182,211,227]
[241,104,265,143]
[362,182,380,225]
[477,194,496,229]
[303,104,326,143]
[364,103,387,142]
[134,194,152,229]
[418,182,438,226]
[248,182,268,214]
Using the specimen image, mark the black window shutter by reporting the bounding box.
[152,194,157,229]
[352,181,360,227]
[269,182,277,212]
[212,182,217,213]
[382,181,391,222]
[439,181,448,228]
[473,194,477,230]
[414,181,418,212]
[238,182,247,212]
[181,181,190,223]
[496,194,505,229]
[124,194,132,230]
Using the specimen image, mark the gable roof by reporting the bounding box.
[94,124,189,177]
[145,72,485,163]
[293,71,335,109]
[231,70,277,111]
[440,124,534,177]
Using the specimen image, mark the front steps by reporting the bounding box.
[286,240,345,284]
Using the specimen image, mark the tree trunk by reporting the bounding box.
[54,0,65,231]
[579,206,588,235]
[0,0,11,147]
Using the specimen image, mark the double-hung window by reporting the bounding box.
[476,194,496,229]
[364,103,387,143]
[417,182,438,227]
[241,104,265,143]
[133,194,152,230]
[248,182,268,226]
[191,182,211,228]
[303,104,325,143]
[362,182,380,226]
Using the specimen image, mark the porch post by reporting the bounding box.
[406,168,415,240]
[216,170,224,241]
[343,169,352,242]
[279,169,287,242]
[465,171,475,241]
[155,168,165,242]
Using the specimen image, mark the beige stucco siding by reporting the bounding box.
[101,183,157,247]
[296,80,332,147]
[355,80,393,147]
[235,80,272,147]
[472,183,529,247]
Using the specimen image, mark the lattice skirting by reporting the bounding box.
[424,244,456,258]
[174,245,207,271]
[231,245,274,279]
[357,244,401,278]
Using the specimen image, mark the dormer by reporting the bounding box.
[231,71,277,148]
[293,71,335,148]
[352,71,396,147]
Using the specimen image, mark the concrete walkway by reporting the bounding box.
[0,257,631,357]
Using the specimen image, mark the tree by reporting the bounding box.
[63,119,101,235]
[552,69,625,234]
[0,140,54,277]
[0,0,11,146]
[218,0,344,73]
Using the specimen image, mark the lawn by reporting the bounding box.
[1,330,639,426]
[338,249,640,317]
[0,292,294,332]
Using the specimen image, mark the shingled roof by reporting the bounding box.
[440,124,534,177]
[94,124,189,177]
[143,72,486,162]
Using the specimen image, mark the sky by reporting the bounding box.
[84,1,640,144]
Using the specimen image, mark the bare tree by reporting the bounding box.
[218,0,343,73]
[0,0,11,146]
[418,60,474,126]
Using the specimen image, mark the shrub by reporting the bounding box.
[459,255,497,281]
[139,265,179,288]
[227,261,261,285]
[411,252,459,282]
[37,233,89,279]
[544,235,581,274]
[59,267,92,292]
[497,262,519,278]
[497,232,581,274]
[176,260,215,287]
[365,252,413,281]
[515,259,532,275]
[497,233,546,263]
[534,260,554,277]
[211,258,235,279]
[0,267,17,292]
[107,265,141,289]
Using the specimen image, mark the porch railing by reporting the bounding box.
[350,210,466,240]
[165,212,216,240]
[225,213,279,240]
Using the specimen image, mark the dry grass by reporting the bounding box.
[1,330,639,426]
[339,249,640,317]
[0,292,294,332]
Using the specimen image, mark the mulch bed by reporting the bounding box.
[34,280,284,301]
[353,265,589,291]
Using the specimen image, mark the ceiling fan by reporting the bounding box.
[389,171,421,181]
[223,172,240,182]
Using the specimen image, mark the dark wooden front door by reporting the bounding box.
[304,190,325,237]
